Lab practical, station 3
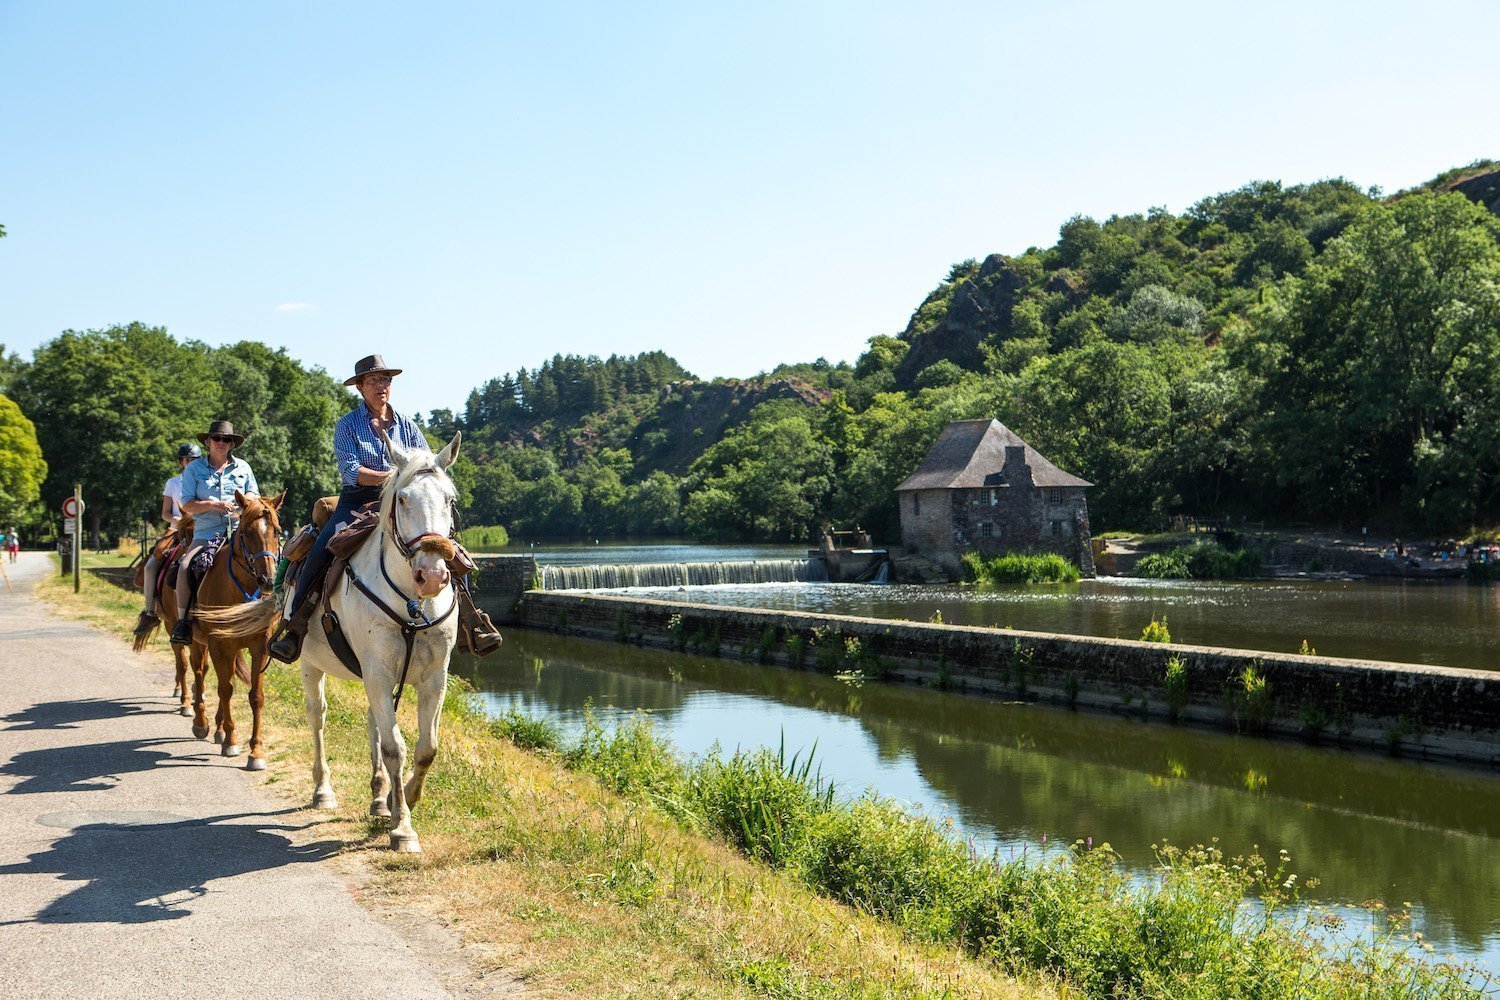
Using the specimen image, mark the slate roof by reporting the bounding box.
[894,419,1092,491]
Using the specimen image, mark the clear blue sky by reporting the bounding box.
[2,1,1496,417]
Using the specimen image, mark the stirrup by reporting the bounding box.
[267,629,302,664]
[460,610,504,657]
[169,617,194,646]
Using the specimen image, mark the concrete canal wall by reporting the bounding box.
[517,589,1500,766]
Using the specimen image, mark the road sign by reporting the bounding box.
[61,496,82,518]
[62,517,77,534]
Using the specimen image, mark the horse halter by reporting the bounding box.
[227,510,279,602]
[387,467,455,560]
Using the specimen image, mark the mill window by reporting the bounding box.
[979,522,995,538]
[1048,488,1063,504]
[989,488,999,506]
[1051,519,1062,537]
[913,494,920,516]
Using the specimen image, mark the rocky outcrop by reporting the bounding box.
[895,254,1026,387]
[632,377,830,473]
[1448,168,1500,216]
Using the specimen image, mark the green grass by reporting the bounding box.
[963,551,1081,585]
[456,523,509,549]
[505,710,1489,999]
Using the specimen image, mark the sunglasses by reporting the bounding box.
[209,435,236,443]
[364,375,394,386]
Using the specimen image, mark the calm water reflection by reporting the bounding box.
[608,578,1500,670]
[454,629,1500,971]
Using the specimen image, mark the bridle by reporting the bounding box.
[343,465,458,710]
[226,509,279,602]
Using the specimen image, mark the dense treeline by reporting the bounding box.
[4,162,1498,543]
[1,324,349,539]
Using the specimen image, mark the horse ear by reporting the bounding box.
[376,425,409,469]
[268,490,287,510]
[435,430,461,470]
[233,490,247,507]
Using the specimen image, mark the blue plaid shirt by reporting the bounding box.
[182,456,260,540]
[334,403,427,487]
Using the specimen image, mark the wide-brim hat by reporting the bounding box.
[345,354,403,387]
[197,419,245,447]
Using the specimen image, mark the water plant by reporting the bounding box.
[1140,616,1171,643]
[1135,540,1262,579]
[489,706,563,752]
[1163,654,1188,721]
[785,632,807,667]
[1298,638,1317,656]
[1238,665,1274,732]
[962,551,1081,585]
[758,625,778,664]
[666,613,686,651]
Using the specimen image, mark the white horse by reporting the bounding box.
[209,429,462,852]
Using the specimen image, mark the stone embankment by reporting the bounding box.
[517,590,1500,767]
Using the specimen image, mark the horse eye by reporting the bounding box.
[398,496,408,506]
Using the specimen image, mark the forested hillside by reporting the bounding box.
[3,161,1498,542]
[422,160,1500,540]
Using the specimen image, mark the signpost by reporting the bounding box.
[64,489,83,593]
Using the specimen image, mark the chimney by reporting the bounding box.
[1004,445,1032,487]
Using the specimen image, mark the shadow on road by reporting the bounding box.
[2,696,163,732]
[0,810,339,925]
[0,736,219,794]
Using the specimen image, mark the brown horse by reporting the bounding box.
[137,490,285,768]
[134,514,197,716]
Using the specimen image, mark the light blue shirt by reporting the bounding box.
[333,403,427,488]
[182,456,260,540]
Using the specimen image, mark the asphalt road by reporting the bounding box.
[0,552,512,999]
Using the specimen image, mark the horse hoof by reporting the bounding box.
[222,743,241,758]
[312,791,339,810]
[179,705,192,717]
[192,725,210,740]
[389,833,422,854]
[369,800,392,819]
[212,731,223,744]
[245,757,266,771]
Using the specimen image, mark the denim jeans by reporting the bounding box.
[288,485,381,616]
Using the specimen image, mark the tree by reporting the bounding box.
[13,324,219,540]
[0,393,47,525]
[683,403,834,540]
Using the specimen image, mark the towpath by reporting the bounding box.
[0,552,512,999]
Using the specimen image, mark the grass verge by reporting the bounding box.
[36,553,1055,999]
[962,552,1081,585]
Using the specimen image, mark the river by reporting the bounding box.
[453,627,1500,974]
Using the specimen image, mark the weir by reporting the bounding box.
[515,589,1500,767]
[537,558,828,591]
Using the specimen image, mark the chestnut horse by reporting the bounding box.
[134,514,197,716]
[136,490,285,768]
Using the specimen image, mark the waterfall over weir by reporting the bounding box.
[539,558,828,591]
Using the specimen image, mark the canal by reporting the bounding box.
[453,626,1500,973]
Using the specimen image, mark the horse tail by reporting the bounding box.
[234,651,250,684]
[131,618,161,653]
[195,596,281,642]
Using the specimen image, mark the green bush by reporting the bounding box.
[963,551,1081,585]
[457,524,509,549]
[1141,617,1171,643]
[1135,541,1261,579]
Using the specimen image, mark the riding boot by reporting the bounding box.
[169,608,194,646]
[455,584,503,657]
[268,590,320,664]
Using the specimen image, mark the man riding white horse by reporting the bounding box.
[269,354,501,663]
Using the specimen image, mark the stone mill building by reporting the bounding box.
[895,419,1095,577]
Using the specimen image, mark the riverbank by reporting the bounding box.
[37,553,1050,998]
[519,590,1500,767]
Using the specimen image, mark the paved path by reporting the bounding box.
[0,552,504,999]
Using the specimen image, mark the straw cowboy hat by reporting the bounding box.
[344,354,403,386]
[196,420,246,447]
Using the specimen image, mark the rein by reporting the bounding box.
[344,468,457,711]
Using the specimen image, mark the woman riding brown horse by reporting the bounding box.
[136,488,286,766]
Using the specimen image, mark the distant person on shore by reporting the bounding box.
[7,527,19,563]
